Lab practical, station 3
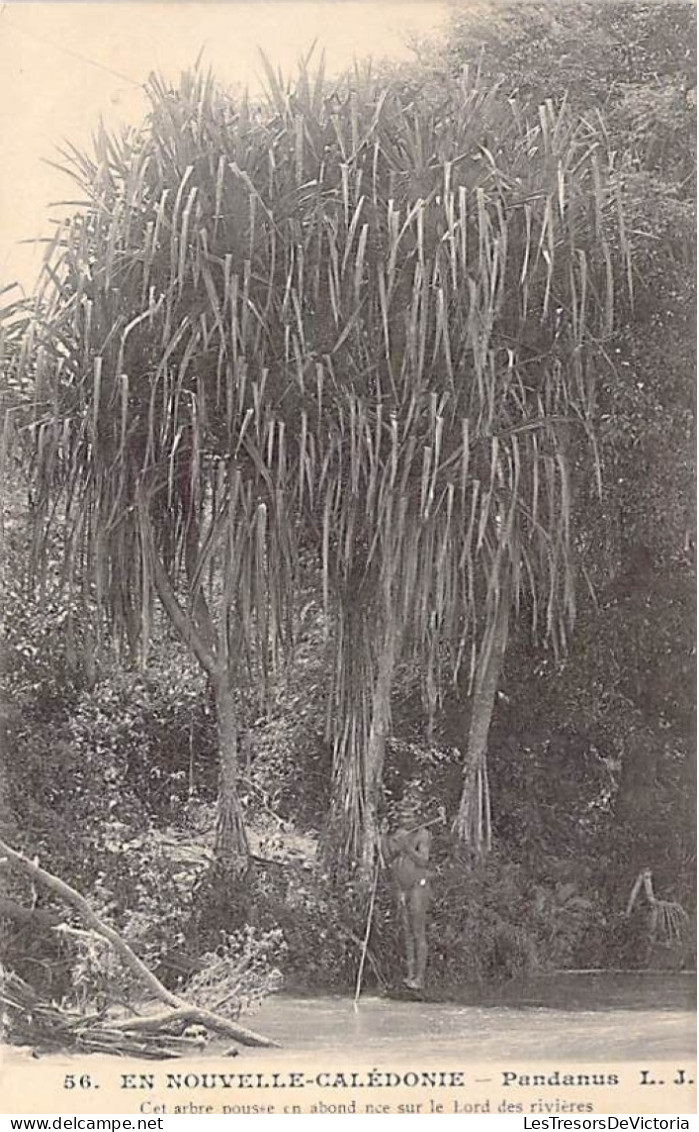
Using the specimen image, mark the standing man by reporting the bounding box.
[383,807,434,991]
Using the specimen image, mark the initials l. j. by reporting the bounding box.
[639,1069,691,1086]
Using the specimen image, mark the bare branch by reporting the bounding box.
[0,837,278,1048]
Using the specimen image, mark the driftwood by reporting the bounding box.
[0,968,205,1059]
[109,1007,198,1032]
[0,837,278,1049]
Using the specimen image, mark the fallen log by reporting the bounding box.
[0,969,205,1059]
[110,1004,262,1044]
[0,837,278,1049]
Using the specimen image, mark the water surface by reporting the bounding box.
[251,974,696,1061]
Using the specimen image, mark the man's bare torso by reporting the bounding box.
[387,826,432,893]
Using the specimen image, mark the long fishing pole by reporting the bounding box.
[353,856,379,1011]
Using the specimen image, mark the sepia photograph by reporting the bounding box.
[0,0,695,1118]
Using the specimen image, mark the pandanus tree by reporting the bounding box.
[16,71,310,872]
[14,60,629,875]
[268,70,630,869]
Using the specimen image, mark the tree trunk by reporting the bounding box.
[454,592,510,851]
[150,543,250,875]
[212,676,249,875]
[360,622,397,879]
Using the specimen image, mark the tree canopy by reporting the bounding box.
[10,53,637,869]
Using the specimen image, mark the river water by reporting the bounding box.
[250,974,696,1061]
[0,974,694,1069]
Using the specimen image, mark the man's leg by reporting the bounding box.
[398,893,416,984]
[408,882,431,989]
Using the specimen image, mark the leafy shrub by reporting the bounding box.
[429,854,604,984]
[245,862,367,990]
[183,926,286,1018]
